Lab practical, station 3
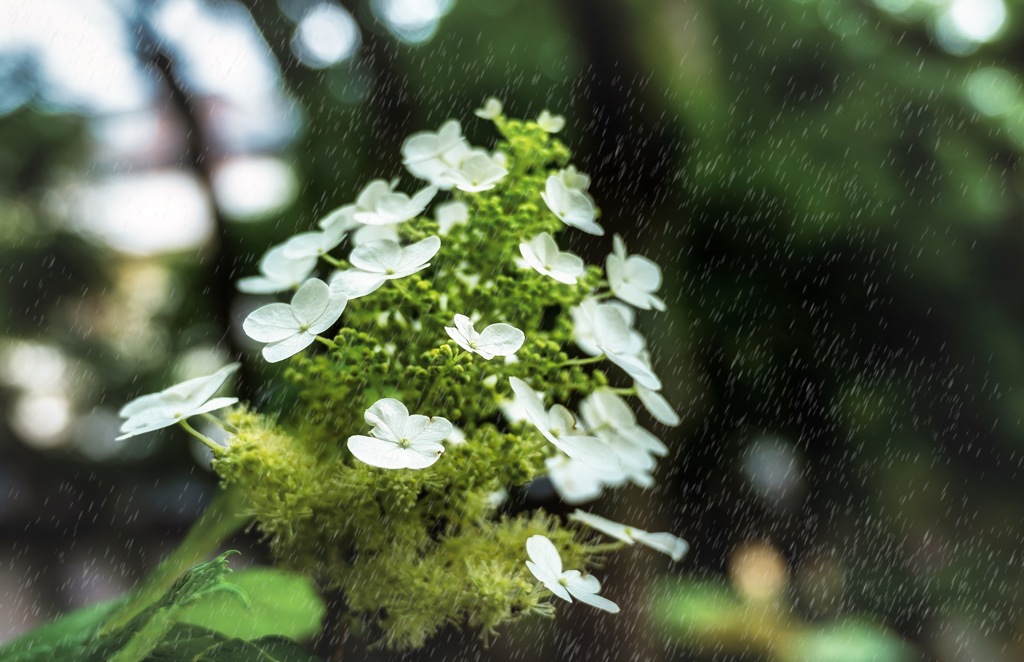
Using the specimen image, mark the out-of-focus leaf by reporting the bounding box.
[145,626,323,661]
[176,568,325,641]
[780,619,913,662]
[0,600,121,662]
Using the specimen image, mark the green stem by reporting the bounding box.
[200,412,238,434]
[99,487,251,635]
[555,355,605,368]
[315,335,339,349]
[320,254,345,268]
[179,419,222,454]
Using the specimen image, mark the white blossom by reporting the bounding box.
[541,175,603,235]
[117,364,239,440]
[346,398,452,469]
[438,153,508,192]
[242,279,347,363]
[402,120,472,188]
[507,377,619,470]
[351,223,400,246]
[571,299,661,390]
[580,390,668,457]
[474,97,503,119]
[282,222,348,260]
[317,203,360,233]
[525,535,619,613]
[353,183,437,226]
[445,314,525,359]
[636,384,681,426]
[436,200,469,235]
[556,166,591,192]
[237,245,317,294]
[519,233,585,285]
[537,110,565,133]
[569,510,689,561]
[330,236,441,299]
[607,235,665,311]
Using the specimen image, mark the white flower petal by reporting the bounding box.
[347,434,444,469]
[474,97,503,119]
[394,235,442,274]
[404,414,454,444]
[262,332,316,363]
[330,269,387,299]
[636,384,680,426]
[243,304,300,343]
[436,200,469,235]
[318,204,359,231]
[565,576,619,613]
[290,279,333,324]
[364,398,409,441]
[525,534,563,577]
[519,233,584,285]
[634,531,689,562]
[476,323,525,357]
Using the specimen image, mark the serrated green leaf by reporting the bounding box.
[175,568,325,642]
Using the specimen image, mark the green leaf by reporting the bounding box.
[781,620,913,662]
[175,568,325,642]
[0,600,121,662]
[143,625,324,661]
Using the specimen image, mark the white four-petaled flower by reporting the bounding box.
[118,364,240,440]
[607,235,666,311]
[330,236,442,299]
[474,97,503,120]
[571,299,661,390]
[536,110,566,133]
[242,279,348,363]
[541,175,603,235]
[347,398,452,469]
[445,314,525,359]
[353,182,437,226]
[438,153,508,192]
[507,377,619,470]
[237,245,317,294]
[518,233,585,285]
[525,535,619,613]
[283,222,349,260]
[568,510,689,562]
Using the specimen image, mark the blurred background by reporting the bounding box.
[2,0,1024,659]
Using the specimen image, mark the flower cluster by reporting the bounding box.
[116,102,688,648]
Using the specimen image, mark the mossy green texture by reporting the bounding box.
[213,117,617,649]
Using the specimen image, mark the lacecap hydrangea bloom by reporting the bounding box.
[122,101,687,650]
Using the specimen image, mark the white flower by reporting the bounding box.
[519,233,585,285]
[541,175,603,235]
[353,183,437,226]
[537,110,565,133]
[525,535,619,613]
[402,120,472,187]
[557,166,591,192]
[607,235,665,311]
[330,236,441,299]
[571,299,661,390]
[117,364,239,440]
[507,377,619,471]
[438,153,508,192]
[474,97,503,119]
[346,398,452,469]
[569,510,689,562]
[282,222,348,260]
[242,279,347,363]
[445,314,525,359]
[636,384,680,426]
[580,390,668,457]
[237,245,317,294]
[436,200,469,235]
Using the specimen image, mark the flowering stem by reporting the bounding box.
[391,279,414,299]
[99,487,251,635]
[555,355,605,368]
[179,419,222,454]
[606,387,636,396]
[320,254,345,268]
[201,412,238,433]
